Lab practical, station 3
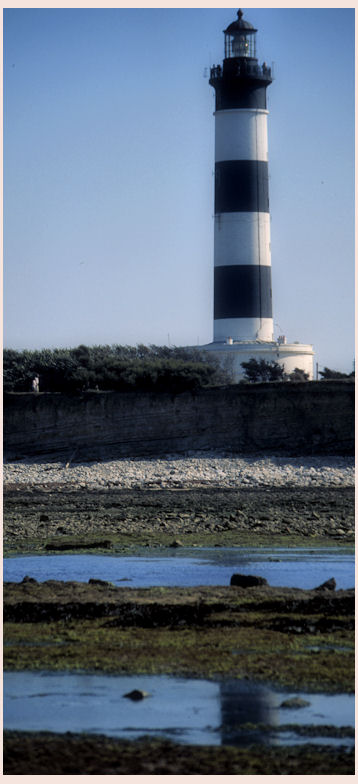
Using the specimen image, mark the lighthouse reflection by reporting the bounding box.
[219,680,278,746]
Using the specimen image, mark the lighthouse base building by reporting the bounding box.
[201,338,314,382]
[200,10,314,381]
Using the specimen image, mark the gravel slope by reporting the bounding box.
[3,452,355,490]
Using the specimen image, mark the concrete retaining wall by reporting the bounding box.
[4,381,354,459]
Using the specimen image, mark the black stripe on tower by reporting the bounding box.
[215,160,269,214]
[214,84,268,111]
[214,265,272,319]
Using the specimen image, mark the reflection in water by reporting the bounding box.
[220,680,277,746]
[3,672,354,748]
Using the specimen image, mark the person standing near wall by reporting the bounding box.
[31,376,39,393]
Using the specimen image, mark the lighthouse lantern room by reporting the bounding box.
[224,8,257,59]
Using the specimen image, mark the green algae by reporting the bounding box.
[4,578,354,692]
[4,616,354,692]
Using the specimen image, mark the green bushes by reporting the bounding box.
[240,358,286,383]
[318,367,354,380]
[240,358,354,383]
[3,344,231,394]
[240,358,313,383]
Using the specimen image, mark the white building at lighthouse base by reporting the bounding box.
[200,338,315,381]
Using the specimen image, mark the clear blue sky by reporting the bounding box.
[4,7,355,373]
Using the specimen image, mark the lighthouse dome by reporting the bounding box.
[224,9,257,36]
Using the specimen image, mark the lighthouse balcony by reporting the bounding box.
[210,60,272,86]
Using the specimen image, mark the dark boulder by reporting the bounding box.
[123,690,150,701]
[230,574,268,588]
[45,539,112,551]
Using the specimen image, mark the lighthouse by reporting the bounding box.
[210,8,273,344]
[201,9,314,380]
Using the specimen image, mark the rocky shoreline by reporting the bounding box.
[4,485,355,552]
[3,452,355,551]
[4,451,355,775]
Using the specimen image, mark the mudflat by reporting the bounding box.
[3,485,355,553]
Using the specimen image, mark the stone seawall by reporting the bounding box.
[3,380,354,459]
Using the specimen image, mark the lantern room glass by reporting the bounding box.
[225,31,256,59]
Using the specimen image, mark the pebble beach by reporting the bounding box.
[3,452,355,490]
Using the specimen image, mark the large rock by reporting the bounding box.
[314,578,336,591]
[230,574,268,588]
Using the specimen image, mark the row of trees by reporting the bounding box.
[317,366,355,380]
[240,358,354,383]
[3,344,231,394]
[4,345,353,393]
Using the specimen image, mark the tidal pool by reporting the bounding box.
[3,547,354,589]
[4,672,354,748]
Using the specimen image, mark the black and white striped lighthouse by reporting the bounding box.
[201,9,314,379]
[210,9,273,343]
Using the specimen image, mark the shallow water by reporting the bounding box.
[4,671,354,748]
[4,547,354,590]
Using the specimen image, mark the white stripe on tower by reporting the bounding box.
[209,9,274,343]
[215,108,268,162]
[214,213,271,268]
